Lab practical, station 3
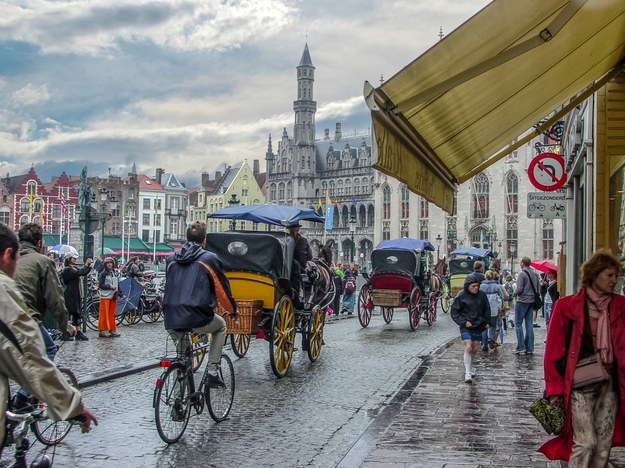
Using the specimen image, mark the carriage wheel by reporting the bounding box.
[230,333,251,358]
[426,291,438,326]
[357,285,373,328]
[269,296,295,378]
[381,307,394,324]
[306,306,325,362]
[440,282,451,313]
[408,286,422,330]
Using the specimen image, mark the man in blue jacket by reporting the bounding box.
[163,222,237,388]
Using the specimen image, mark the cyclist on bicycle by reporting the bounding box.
[163,222,237,388]
[0,223,97,443]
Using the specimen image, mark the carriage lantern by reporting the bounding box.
[510,242,517,275]
[348,216,357,262]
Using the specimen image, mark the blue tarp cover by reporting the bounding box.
[375,238,435,252]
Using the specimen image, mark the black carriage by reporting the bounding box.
[358,238,437,330]
[205,230,334,378]
[448,247,495,298]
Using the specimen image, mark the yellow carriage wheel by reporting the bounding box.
[306,306,325,362]
[269,296,295,378]
[440,282,451,313]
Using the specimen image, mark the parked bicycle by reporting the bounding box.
[153,328,235,444]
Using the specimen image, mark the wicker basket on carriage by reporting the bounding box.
[218,299,263,335]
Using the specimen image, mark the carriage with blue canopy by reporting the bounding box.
[358,238,439,330]
[448,247,496,298]
[206,203,334,378]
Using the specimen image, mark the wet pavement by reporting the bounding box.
[353,319,625,468]
[5,311,625,467]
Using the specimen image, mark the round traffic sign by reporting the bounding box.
[527,152,566,191]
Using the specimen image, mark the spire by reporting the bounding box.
[298,43,313,67]
[131,162,137,174]
[438,26,444,41]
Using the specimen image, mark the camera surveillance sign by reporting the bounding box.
[527,192,566,219]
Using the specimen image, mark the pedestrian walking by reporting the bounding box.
[504,274,515,328]
[543,269,559,330]
[331,265,343,317]
[98,257,120,338]
[450,272,490,383]
[479,270,503,351]
[540,250,625,466]
[61,252,93,341]
[163,222,237,388]
[496,272,509,343]
[340,270,357,315]
[514,257,540,354]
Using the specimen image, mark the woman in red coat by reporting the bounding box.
[540,250,625,466]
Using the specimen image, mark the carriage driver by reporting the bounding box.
[287,222,313,308]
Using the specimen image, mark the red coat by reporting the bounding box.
[539,289,625,460]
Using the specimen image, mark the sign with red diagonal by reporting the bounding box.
[527,152,566,191]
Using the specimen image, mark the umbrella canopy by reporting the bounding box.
[115,278,144,316]
[451,247,495,258]
[208,203,324,227]
[49,244,79,257]
[531,259,558,273]
[376,238,435,252]
[95,247,114,257]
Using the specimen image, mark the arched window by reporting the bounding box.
[470,227,488,248]
[286,181,293,201]
[327,149,335,170]
[505,172,519,214]
[419,197,429,219]
[278,182,285,202]
[345,178,352,195]
[337,180,344,196]
[321,181,328,197]
[353,178,360,195]
[20,198,29,213]
[400,185,410,218]
[341,205,349,228]
[472,173,489,219]
[506,216,518,257]
[269,184,276,202]
[361,177,368,194]
[383,185,391,220]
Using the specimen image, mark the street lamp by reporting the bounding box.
[510,242,517,275]
[348,216,357,263]
[435,234,442,261]
[227,194,239,230]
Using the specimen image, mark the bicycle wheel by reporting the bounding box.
[207,354,235,422]
[154,364,193,444]
[124,306,143,325]
[85,298,100,331]
[32,367,79,446]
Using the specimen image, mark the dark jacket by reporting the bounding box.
[163,242,236,331]
[450,273,490,333]
[62,263,92,316]
[14,242,70,333]
[547,280,560,303]
[293,235,313,268]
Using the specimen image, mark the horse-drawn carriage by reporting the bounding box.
[207,204,335,378]
[357,238,439,330]
[448,247,496,298]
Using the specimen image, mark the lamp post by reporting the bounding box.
[510,242,517,275]
[435,234,442,261]
[227,194,239,231]
[348,216,357,263]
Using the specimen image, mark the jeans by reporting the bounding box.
[515,301,534,353]
[544,301,553,329]
[18,324,58,399]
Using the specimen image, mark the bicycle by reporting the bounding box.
[153,330,235,444]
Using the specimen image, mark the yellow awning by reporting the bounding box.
[365,0,625,214]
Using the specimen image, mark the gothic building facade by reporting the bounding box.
[265,44,376,266]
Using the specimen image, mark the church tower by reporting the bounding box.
[293,43,317,176]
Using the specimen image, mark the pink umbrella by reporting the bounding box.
[530,259,558,273]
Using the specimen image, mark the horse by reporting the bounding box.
[304,259,336,311]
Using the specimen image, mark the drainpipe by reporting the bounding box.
[584,138,594,257]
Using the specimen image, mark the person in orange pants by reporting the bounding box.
[98,257,120,337]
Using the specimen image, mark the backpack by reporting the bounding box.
[344,277,356,294]
[487,292,502,317]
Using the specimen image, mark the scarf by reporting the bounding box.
[586,287,613,365]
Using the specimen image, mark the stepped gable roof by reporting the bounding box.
[315,133,372,171]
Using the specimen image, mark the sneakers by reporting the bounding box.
[11,393,33,413]
[205,372,226,389]
[109,331,120,338]
[464,372,473,383]
[98,331,110,338]
[75,331,89,341]
[515,349,525,355]
[470,368,476,378]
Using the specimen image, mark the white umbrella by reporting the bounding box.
[49,244,79,257]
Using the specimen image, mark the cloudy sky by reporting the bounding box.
[0,0,489,187]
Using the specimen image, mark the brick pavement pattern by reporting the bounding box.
[362,325,625,468]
